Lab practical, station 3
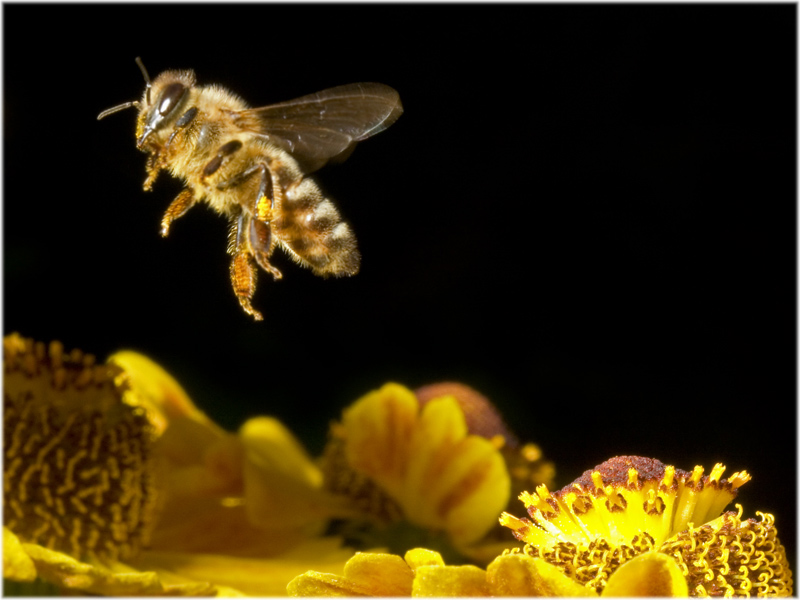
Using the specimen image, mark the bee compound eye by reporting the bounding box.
[158,83,186,116]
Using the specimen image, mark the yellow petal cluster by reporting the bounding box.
[5,335,792,598]
[288,546,689,596]
[326,382,511,546]
[500,455,793,596]
[3,527,232,596]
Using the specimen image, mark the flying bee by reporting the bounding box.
[98,58,402,320]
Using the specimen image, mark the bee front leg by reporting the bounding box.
[161,188,196,237]
[228,213,264,321]
[143,151,165,191]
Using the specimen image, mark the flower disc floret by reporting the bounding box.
[3,334,160,563]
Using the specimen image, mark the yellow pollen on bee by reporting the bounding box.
[255,195,274,222]
[3,333,160,563]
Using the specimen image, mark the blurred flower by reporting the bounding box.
[319,381,554,564]
[3,333,353,596]
[501,455,793,597]
[287,545,688,596]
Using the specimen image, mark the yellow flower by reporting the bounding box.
[289,456,791,597]
[500,455,793,597]
[318,381,553,563]
[287,546,688,596]
[3,333,353,596]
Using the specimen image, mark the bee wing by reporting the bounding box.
[232,82,403,173]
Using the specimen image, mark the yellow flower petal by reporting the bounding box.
[436,433,510,545]
[239,416,330,530]
[403,397,506,544]
[287,572,371,597]
[412,564,491,596]
[342,552,414,595]
[290,547,601,598]
[601,552,688,597]
[486,553,594,596]
[18,542,223,596]
[342,382,419,494]
[111,350,245,501]
[288,551,414,596]
[109,350,229,468]
[404,547,446,569]
[108,350,220,434]
[138,537,354,596]
[338,383,510,546]
[144,499,305,558]
[3,528,36,582]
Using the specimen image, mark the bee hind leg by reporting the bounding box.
[227,212,284,321]
[233,164,283,279]
[229,250,263,321]
[161,188,196,237]
[249,218,283,280]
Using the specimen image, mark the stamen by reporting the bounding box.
[708,463,726,485]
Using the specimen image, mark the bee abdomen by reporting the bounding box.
[277,179,360,276]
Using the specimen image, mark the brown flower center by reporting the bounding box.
[3,334,160,562]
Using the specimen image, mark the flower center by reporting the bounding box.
[3,334,160,562]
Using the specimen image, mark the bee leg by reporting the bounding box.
[249,164,285,279]
[230,251,263,321]
[253,163,280,222]
[143,151,165,191]
[161,188,196,237]
[217,162,283,223]
[249,217,283,280]
[228,213,264,321]
[220,163,283,279]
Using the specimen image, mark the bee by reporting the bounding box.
[98,58,402,320]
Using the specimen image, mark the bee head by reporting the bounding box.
[97,58,196,148]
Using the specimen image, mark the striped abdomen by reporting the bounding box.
[274,178,360,276]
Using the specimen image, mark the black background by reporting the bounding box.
[4,4,796,569]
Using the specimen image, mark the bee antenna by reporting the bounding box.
[97,101,139,120]
[135,57,152,105]
[97,57,151,120]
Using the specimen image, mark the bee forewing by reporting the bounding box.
[232,82,403,173]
